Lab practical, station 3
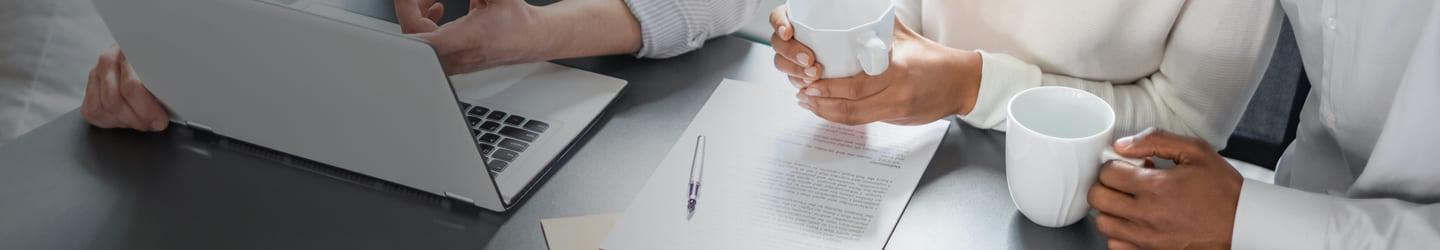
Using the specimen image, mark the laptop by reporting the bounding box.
[92,0,627,212]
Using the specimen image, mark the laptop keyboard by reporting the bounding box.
[460,102,550,175]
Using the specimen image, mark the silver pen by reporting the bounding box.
[687,135,706,220]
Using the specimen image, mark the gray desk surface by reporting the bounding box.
[0,14,1107,250]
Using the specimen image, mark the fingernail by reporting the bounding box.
[796,53,811,67]
[152,120,166,131]
[777,26,790,39]
[804,87,821,97]
[790,79,804,89]
[804,78,816,84]
[1105,159,1136,168]
[804,67,817,78]
[1116,136,1134,148]
[798,101,813,110]
[796,94,810,102]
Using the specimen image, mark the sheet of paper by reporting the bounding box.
[542,213,622,250]
[602,79,950,249]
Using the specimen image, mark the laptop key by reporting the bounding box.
[479,121,501,131]
[461,103,472,112]
[504,115,525,126]
[487,160,509,173]
[523,120,549,133]
[487,111,507,121]
[492,149,519,162]
[465,116,482,126]
[479,144,495,155]
[478,133,501,144]
[467,106,489,117]
[469,128,481,136]
[499,126,539,142]
[498,138,529,152]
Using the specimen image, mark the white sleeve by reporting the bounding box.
[956,0,1283,149]
[893,0,922,32]
[1233,6,1440,248]
[623,0,764,58]
[1232,180,1440,249]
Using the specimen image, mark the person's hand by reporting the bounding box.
[1088,128,1243,249]
[769,5,983,126]
[394,0,545,74]
[82,45,169,131]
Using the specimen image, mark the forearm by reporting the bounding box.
[530,0,643,61]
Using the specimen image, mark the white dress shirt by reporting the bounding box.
[895,0,1284,149]
[1231,0,1440,248]
[0,0,114,145]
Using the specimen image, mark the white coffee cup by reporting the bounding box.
[786,0,895,78]
[1005,86,1144,228]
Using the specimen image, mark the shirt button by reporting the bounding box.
[1326,17,1337,30]
[1323,110,1338,128]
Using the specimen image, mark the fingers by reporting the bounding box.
[1095,212,1149,247]
[425,1,445,24]
[1088,183,1141,220]
[770,34,819,77]
[83,47,166,131]
[769,5,819,80]
[1098,160,1149,194]
[768,5,792,41]
[117,55,169,131]
[774,54,822,84]
[83,57,120,128]
[787,76,809,89]
[1107,239,1141,250]
[799,92,892,125]
[98,61,147,130]
[801,74,887,100]
[1114,128,1215,164]
[394,0,440,34]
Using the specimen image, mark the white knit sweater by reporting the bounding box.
[897,0,1283,148]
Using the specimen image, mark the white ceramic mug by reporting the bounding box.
[1005,86,1144,228]
[786,0,895,78]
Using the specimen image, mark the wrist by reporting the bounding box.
[949,49,983,116]
[522,3,559,62]
[530,0,643,61]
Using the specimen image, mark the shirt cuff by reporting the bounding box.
[1231,178,1333,249]
[955,50,1042,131]
[622,0,700,59]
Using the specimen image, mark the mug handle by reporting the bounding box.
[1101,148,1146,167]
[854,31,890,76]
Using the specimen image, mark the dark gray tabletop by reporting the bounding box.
[0,12,1107,250]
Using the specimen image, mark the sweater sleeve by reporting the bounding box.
[622,0,763,59]
[956,0,1283,149]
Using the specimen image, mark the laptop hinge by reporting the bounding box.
[442,192,476,205]
[184,121,215,134]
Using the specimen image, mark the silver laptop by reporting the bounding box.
[92,0,626,212]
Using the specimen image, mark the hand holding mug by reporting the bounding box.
[1089,128,1241,250]
[769,3,984,126]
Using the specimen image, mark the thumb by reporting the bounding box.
[1113,128,1215,165]
[395,0,440,34]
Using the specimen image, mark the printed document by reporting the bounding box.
[602,79,949,249]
